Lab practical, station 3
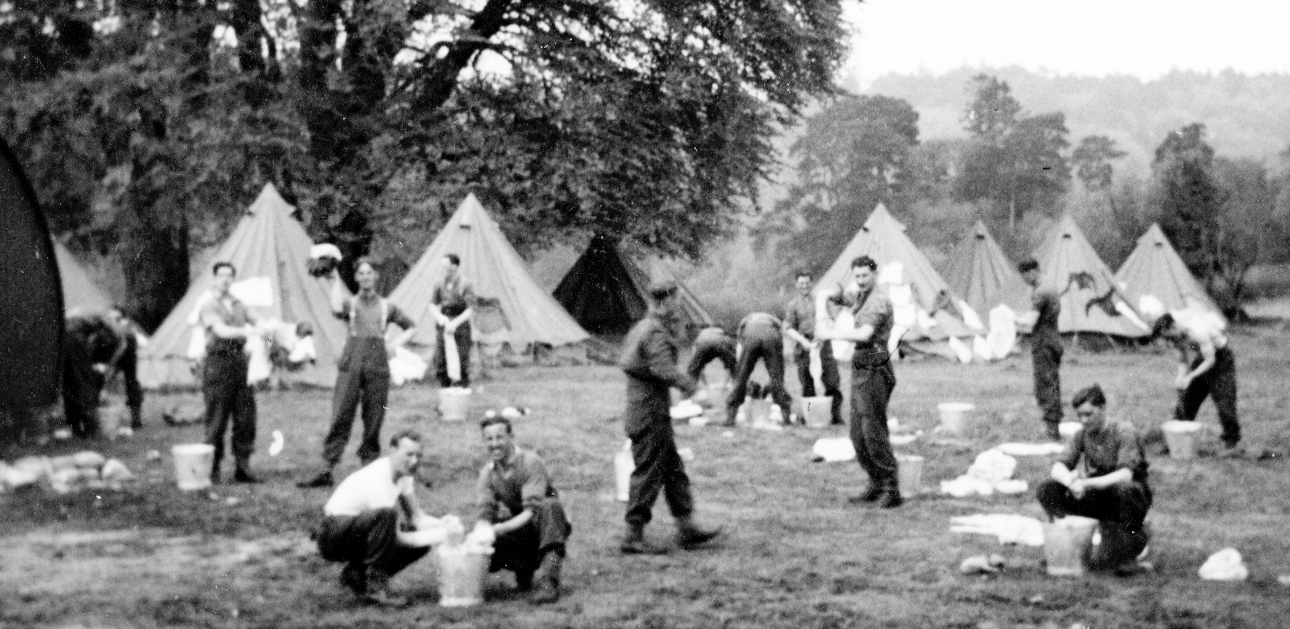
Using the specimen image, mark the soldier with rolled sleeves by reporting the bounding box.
[1016,258,1064,441]
[199,261,262,484]
[817,256,902,508]
[783,270,843,425]
[619,280,723,554]
[475,415,572,605]
[725,312,793,427]
[428,253,475,388]
[685,326,736,384]
[299,257,417,489]
[1152,312,1241,454]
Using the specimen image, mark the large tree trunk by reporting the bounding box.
[119,191,189,332]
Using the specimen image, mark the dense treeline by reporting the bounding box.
[759,71,1290,313]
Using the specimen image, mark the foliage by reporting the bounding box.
[754,94,921,277]
[1211,156,1282,304]
[3,0,849,325]
[1150,123,1222,285]
[1072,134,1127,192]
[953,74,1070,231]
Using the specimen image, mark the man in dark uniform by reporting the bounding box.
[475,415,572,605]
[1036,384,1152,575]
[685,325,736,384]
[429,253,475,388]
[619,281,723,554]
[725,312,793,427]
[1018,259,1064,441]
[1152,312,1241,453]
[199,261,262,483]
[818,256,902,508]
[105,305,145,429]
[62,313,109,438]
[300,257,417,488]
[783,270,843,425]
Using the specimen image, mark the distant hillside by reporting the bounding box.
[864,66,1290,175]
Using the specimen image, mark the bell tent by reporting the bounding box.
[54,240,115,315]
[1115,223,1221,317]
[817,204,976,341]
[532,234,714,338]
[139,184,350,388]
[1031,216,1148,338]
[945,220,1030,324]
[389,194,589,353]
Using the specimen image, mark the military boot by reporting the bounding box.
[676,516,723,549]
[531,551,562,604]
[620,523,668,555]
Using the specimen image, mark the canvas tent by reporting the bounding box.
[1032,216,1148,338]
[531,234,714,337]
[54,240,115,315]
[139,184,350,388]
[945,220,1030,325]
[389,194,590,352]
[1115,223,1221,318]
[817,204,977,346]
[1,137,63,415]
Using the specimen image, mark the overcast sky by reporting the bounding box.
[844,0,1290,88]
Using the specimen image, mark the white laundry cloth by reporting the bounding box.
[950,514,1045,547]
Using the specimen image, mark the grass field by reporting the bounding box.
[3,326,1289,629]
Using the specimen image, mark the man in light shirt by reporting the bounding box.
[1151,311,1241,453]
[315,429,440,607]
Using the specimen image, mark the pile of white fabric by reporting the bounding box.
[949,513,1045,546]
[389,347,428,386]
[940,448,1028,497]
[0,451,133,494]
[1198,548,1249,581]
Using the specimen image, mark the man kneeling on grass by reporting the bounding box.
[316,429,444,607]
[1035,384,1153,576]
[475,415,572,605]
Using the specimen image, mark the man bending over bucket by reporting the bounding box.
[315,429,444,607]
[1036,384,1152,576]
[685,326,736,396]
[474,415,572,605]
[1151,312,1241,455]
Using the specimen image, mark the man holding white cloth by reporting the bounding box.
[316,430,446,607]
[429,253,475,388]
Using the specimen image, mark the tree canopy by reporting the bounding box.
[2,0,848,327]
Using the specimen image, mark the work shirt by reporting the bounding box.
[852,287,894,359]
[432,276,476,318]
[335,291,415,338]
[1060,419,1149,485]
[1031,288,1062,350]
[323,457,415,517]
[475,446,559,523]
[784,293,819,343]
[620,312,696,436]
[737,312,783,341]
[200,294,254,355]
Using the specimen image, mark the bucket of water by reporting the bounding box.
[937,402,975,435]
[436,546,490,607]
[744,398,770,426]
[1162,420,1202,460]
[97,403,123,441]
[614,444,634,502]
[1043,516,1099,576]
[171,443,215,491]
[439,387,472,422]
[802,396,833,428]
[897,455,924,496]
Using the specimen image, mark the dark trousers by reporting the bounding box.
[118,337,144,422]
[1175,347,1239,446]
[794,341,843,424]
[1032,344,1064,427]
[490,499,572,577]
[317,508,429,577]
[324,338,390,467]
[686,341,736,383]
[1036,479,1152,566]
[727,330,792,420]
[434,322,472,387]
[625,419,694,526]
[850,360,899,491]
[203,351,257,470]
[62,335,101,438]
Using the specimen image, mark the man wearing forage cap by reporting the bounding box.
[617,280,724,554]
